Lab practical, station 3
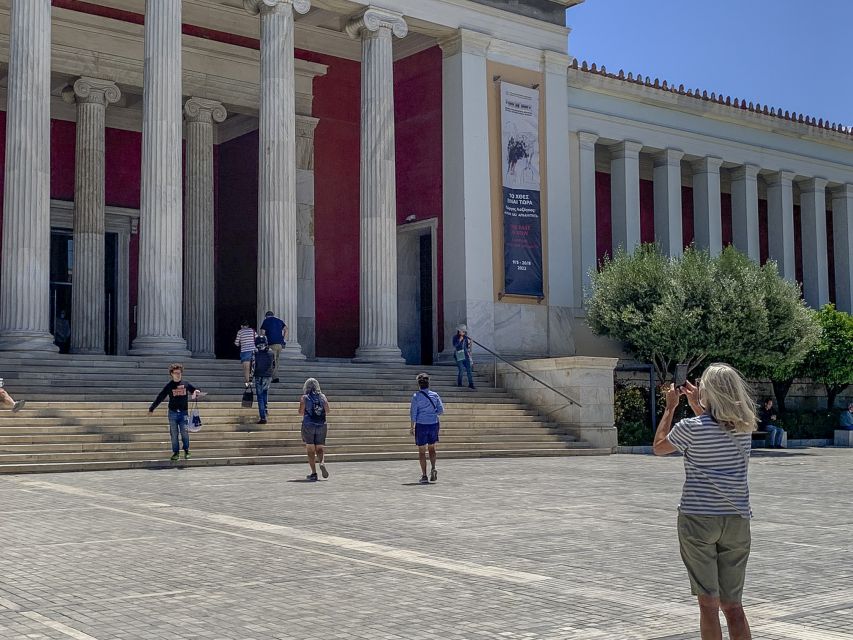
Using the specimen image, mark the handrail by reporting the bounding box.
[468,337,582,408]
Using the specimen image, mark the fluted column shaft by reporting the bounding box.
[130,0,188,356]
[577,132,598,292]
[348,7,407,362]
[184,98,226,358]
[799,177,829,308]
[245,0,308,359]
[692,156,723,256]
[653,148,684,257]
[0,0,56,352]
[832,184,853,313]
[730,164,760,261]
[63,78,120,355]
[767,170,796,281]
[610,140,642,254]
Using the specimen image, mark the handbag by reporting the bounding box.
[188,399,203,432]
[241,386,253,408]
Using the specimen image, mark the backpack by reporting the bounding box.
[307,392,326,421]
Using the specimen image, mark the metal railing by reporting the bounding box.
[468,337,582,409]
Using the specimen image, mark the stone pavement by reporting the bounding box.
[0,449,851,640]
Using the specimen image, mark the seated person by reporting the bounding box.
[841,403,853,430]
[758,397,785,448]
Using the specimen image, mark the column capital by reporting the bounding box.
[653,148,684,168]
[609,140,643,159]
[296,115,319,138]
[730,163,760,181]
[766,170,796,186]
[62,77,121,107]
[244,0,310,16]
[346,6,408,40]
[691,156,724,174]
[184,97,227,124]
[798,177,828,194]
[832,183,853,199]
[438,28,490,58]
[577,131,599,150]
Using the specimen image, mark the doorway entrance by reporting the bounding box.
[50,229,119,355]
[397,219,438,365]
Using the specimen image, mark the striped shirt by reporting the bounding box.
[667,414,752,519]
[234,328,257,353]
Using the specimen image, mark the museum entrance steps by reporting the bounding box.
[0,355,609,473]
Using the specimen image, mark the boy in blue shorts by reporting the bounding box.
[409,373,444,484]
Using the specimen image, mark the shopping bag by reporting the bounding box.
[241,387,253,408]
[188,399,203,433]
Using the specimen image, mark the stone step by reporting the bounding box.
[0,447,611,474]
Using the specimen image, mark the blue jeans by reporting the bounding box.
[168,410,189,454]
[255,377,271,419]
[456,358,473,387]
[766,424,784,447]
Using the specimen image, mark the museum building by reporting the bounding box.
[0,0,851,365]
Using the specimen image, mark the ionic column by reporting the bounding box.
[832,184,853,313]
[766,170,796,281]
[653,148,684,257]
[296,116,319,358]
[577,132,598,291]
[61,78,121,355]
[130,0,189,356]
[347,7,407,363]
[0,0,56,352]
[692,156,723,256]
[184,98,227,358]
[799,177,829,308]
[730,164,760,261]
[244,0,310,359]
[609,140,642,254]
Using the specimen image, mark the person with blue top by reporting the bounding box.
[259,310,288,383]
[840,402,853,429]
[299,377,330,481]
[410,372,445,485]
[452,325,475,389]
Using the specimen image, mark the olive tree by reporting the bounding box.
[801,304,853,409]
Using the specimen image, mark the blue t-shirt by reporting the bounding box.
[260,316,286,345]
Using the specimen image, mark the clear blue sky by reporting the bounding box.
[566,0,852,127]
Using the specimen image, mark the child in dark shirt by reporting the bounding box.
[149,363,203,461]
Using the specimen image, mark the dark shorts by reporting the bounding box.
[415,423,440,447]
[678,513,751,603]
[301,423,327,446]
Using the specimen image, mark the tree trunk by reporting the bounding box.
[772,379,794,413]
[826,384,848,411]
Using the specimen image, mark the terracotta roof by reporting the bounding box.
[570,59,853,140]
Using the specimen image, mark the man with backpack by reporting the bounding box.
[259,310,288,383]
[253,336,275,425]
[410,372,444,484]
[299,377,330,481]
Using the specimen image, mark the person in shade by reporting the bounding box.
[233,320,257,387]
[452,325,475,389]
[259,310,288,383]
[148,363,204,462]
[253,336,275,425]
[654,363,757,640]
[409,372,445,485]
[0,382,25,413]
[757,397,785,448]
[299,377,330,481]
[840,402,853,429]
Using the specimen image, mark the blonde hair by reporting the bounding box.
[698,363,757,434]
[302,378,321,395]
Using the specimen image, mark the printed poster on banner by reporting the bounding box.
[500,82,543,297]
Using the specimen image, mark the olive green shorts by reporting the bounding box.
[677,513,751,603]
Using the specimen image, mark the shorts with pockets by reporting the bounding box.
[677,513,751,603]
[301,423,327,446]
[415,423,440,447]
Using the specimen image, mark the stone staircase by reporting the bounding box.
[0,355,609,473]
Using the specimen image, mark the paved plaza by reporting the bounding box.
[0,450,851,640]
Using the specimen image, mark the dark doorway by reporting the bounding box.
[104,233,118,355]
[419,233,434,365]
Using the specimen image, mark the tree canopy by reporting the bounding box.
[800,304,853,409]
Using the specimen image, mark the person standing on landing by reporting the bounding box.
[234,320,257,387]
[148,363,203,461]
[452,325,475,389]
[410,372,444,484]
[299,377,330,481]
[654,363,756,640]
[259,310,288,383]
[253,336,275,425]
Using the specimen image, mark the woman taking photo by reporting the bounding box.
[654,363,756,640]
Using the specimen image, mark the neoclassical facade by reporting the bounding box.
[0,0,850,364]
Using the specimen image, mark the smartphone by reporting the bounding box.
[674,364,688,389]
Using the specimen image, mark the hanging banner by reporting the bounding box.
[500,82,543,297]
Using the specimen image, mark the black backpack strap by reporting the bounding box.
[419,390,437,410]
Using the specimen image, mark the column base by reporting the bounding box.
[281,342,306,360]
[191,351,217,359]
[353,345,405,363]
[71,347,105,355]
[129,335,191,358]
[0,331,59,353]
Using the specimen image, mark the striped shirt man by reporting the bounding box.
[666,413,752,519]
